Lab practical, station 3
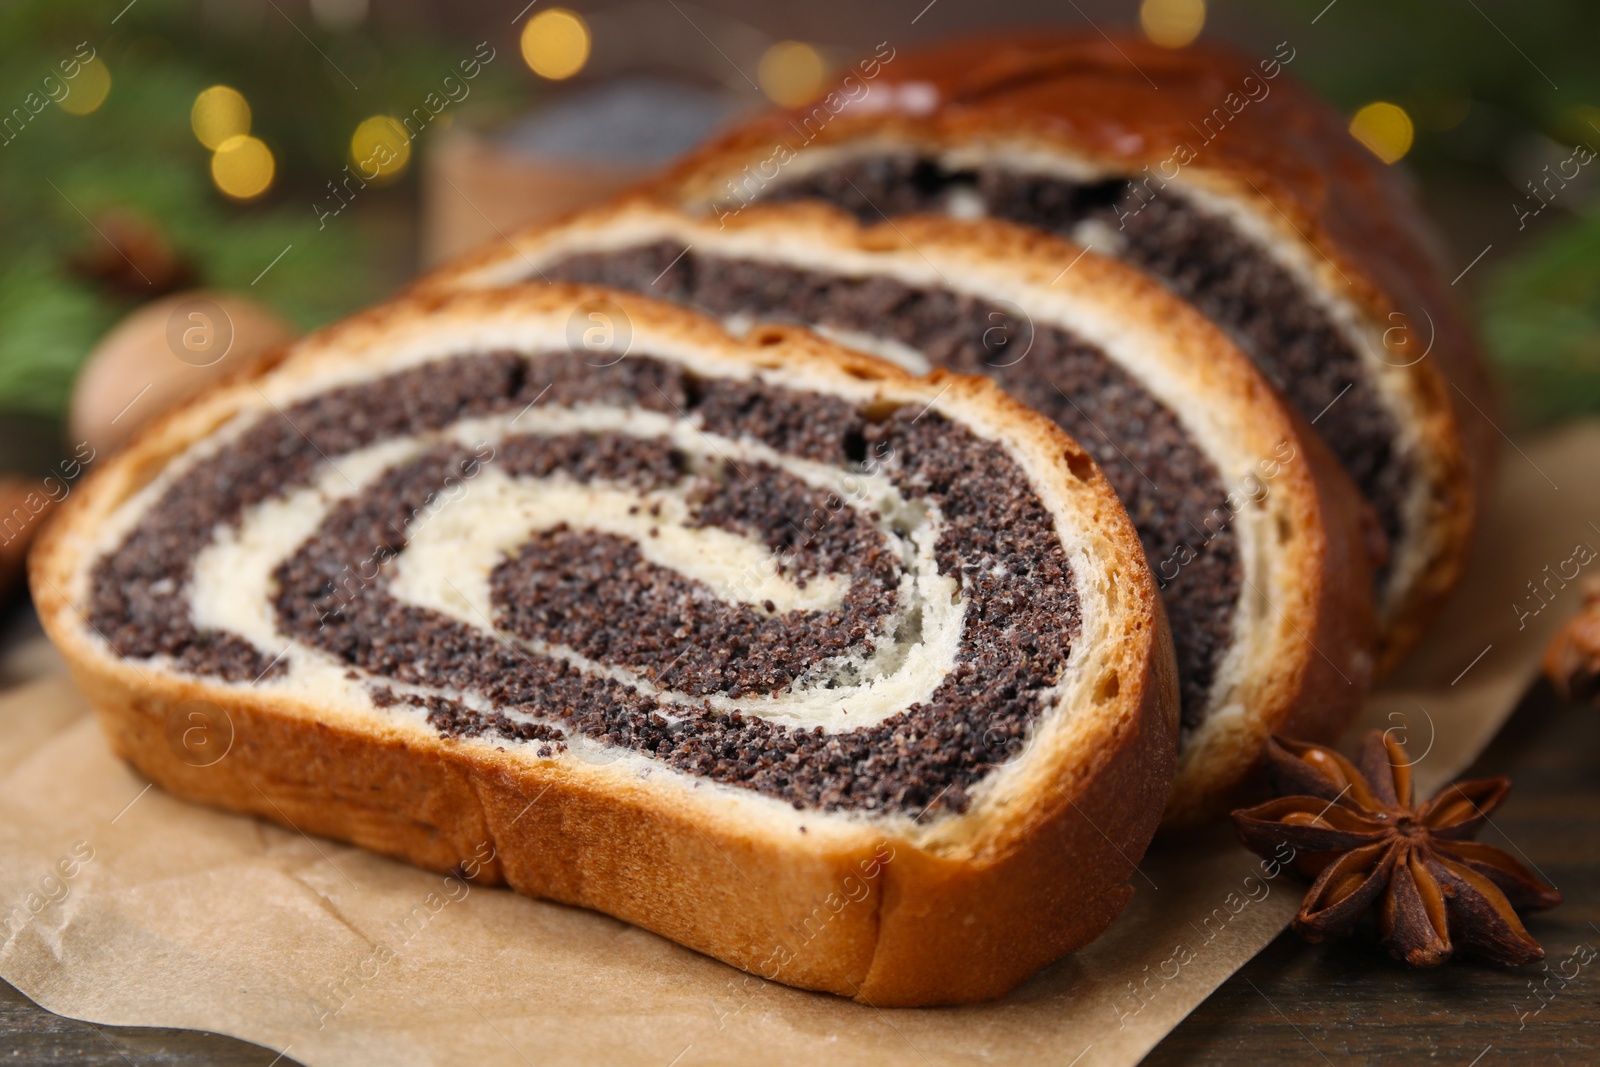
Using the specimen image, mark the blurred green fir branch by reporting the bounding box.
[1482,206,1600,425]
[0,0,523,419]
[6,0,1597,427]
[1241,0,1600,427]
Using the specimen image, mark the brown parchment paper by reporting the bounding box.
[2,425,1595,1067]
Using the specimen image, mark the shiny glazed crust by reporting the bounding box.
[31,284,1178,1006]
[419,198,1377,825]
[648,30,1490,674]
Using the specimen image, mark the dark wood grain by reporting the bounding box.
[0,977,301,1066]
[1147,681,1600,1066]
[1,663,1595,1066]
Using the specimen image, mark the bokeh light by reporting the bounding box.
[190,86,251,150]
[210,134,275,200]
[59,56,111,115]
[520,8,591,81]
[1558,104,1600,145]
[758,41,826,106]
[1140,0,1206,49]
[309,0,369,31]
[349,115,411,182]
[1350,101,1415,164]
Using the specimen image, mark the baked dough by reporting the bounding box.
[32,284,1176,1006]
[421,199,1376,824]
[647,31,1490,672]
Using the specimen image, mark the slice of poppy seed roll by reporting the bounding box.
[418,198,1377,824]
[32,284,1177,1007]
[646,30,1492,673]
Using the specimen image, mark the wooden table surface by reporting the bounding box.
[3,618,1596,1066]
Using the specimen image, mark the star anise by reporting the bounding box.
[68,209,194,297]
[1232,731,1561,967]
[1544,580,1600,702]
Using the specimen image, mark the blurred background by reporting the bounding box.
[1,0,1597,604]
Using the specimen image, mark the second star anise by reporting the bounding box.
[1232,730,1561,967]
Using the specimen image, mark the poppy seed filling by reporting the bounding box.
[87,350,1083,816]
[760,155,1409,574]
[540,244,1239,729]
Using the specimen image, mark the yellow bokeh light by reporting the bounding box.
[210,134,275,200]
[350,115,411,183]
[191,85,252,150]
[758,40,826,107]
[1350,101,1415,164]
[59,56,111,115]
[1140,0,1205,49]
[521,8,590,81]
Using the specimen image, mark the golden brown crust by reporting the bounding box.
[1170,410,1377,821]
[416,197,1376,826]
[649,30,1487,675]
[31,283,1176,1006]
